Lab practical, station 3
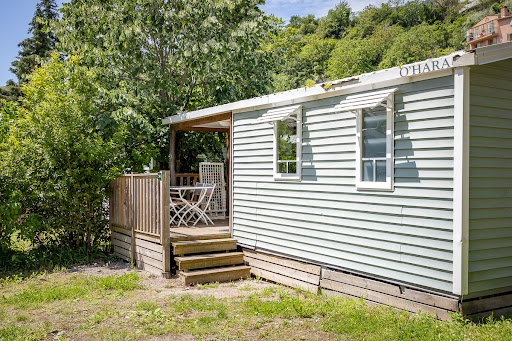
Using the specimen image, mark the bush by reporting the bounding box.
[0,54,139,265]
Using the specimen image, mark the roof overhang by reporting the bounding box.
[162,43,512,127]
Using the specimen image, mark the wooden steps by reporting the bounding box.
[175,252,244,271]
[171,233,249,285]
[180,265,251,285]
[172,238,237,256]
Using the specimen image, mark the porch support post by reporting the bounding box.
[169,127,177,186]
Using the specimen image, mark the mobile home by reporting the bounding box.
[160,43,512,319]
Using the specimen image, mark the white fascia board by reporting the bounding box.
[452,67,470,296]
[162,51,479,126]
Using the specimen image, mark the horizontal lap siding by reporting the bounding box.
[232,76,455,293]
[468,61,512,296]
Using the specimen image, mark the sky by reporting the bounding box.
[0,0,380,86]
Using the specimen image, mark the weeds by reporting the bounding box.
[1,271,512,340]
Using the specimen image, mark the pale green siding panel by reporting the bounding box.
[468,62,512,296]
[232,77,455,293]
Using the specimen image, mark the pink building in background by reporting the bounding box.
[467,6,512,49]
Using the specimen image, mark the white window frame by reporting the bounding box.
[355,94,394,191]
[272,107,302,181]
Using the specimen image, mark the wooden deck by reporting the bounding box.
[169,219,230,242]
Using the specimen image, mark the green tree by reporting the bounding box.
[318,1,352,39]
[0,80,22,103]
[379,23,449,68]
[10,0,59,83]
[0,54,149,253]
[52,0,274,169]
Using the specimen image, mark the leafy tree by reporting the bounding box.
[0,80,22,103]
[53,0,275,169]
[379,23,449,68]
[328,25,403,79]
[0,54,149,253]
[10,0,59,83]
[289,14,319,35]
[318,1,352,39]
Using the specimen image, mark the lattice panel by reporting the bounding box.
[199,162,226,219]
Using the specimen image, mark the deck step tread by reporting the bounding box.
[172,238,237,256]
[175,252,244,270]
[179,265,251,285]
[172,238,236,246]
[169,233,231,243]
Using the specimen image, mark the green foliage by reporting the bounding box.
[318,1,352,39]
[379,23,450,69]
[53,0,275,168]
[175,131,226,173]
[0,54,151,264]
[10,0,59,83]
[0,81,22,103]
[266,0,480,88]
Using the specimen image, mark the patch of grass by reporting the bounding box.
[195,282,219,289]
[2,273,142,308]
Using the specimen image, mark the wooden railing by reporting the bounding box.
[109,171,170,276]
[175,173,199,186]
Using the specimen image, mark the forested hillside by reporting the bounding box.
[264,0,512,92]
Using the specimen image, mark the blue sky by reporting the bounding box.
[0,0,379,86]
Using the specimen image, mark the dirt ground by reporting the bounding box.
[70,260,285,298]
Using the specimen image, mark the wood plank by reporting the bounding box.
[135,256,163,275]
[135,237,163,254]
[243,249,321,275]
[172,112,231,131]
[322,288,382,308]
[245,256,320,285]
[176,252,244,271]
[320,278,451,320]
[172,238,237,255]
[322,269,459,311]
[169,232,231,242]
[181,265,251,285]
[112,231,131,244]
[134,245,162,263]
[134,252,163,271]
[250,266,319,293]
[461,293,512,315]
[112,225,132,236]
[113,245,131,261]
[467,305,512,320]
[112,238,131,251]
[161,170,171,276]
[134,231,161,245]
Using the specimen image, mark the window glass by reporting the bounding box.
[277,118,298,174]
[361,106,387,182]
[489,22,494,33]
[493,37,497,44]
[474,28,478,36]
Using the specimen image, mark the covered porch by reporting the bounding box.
[109,111,247,283]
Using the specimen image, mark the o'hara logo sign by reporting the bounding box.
[399,57,452,77]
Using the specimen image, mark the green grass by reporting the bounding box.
[1,271,512,341]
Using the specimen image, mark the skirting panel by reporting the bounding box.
[461,293,512,319]
[112,229,131,262]
[321,269,458,320]
[243,249,321,293]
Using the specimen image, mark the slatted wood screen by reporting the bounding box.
[109,171,170,277]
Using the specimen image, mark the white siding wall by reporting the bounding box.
[468,60,512,296]
[232,76,455,292]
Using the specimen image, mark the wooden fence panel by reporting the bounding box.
[109,171,170,277]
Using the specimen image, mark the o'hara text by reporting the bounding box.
[399,58,451,77]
